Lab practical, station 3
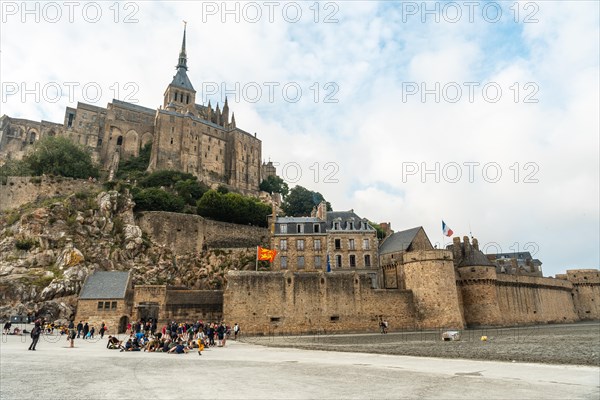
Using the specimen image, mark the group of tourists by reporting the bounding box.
[108,319,241,355]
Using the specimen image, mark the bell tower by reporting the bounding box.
[163,22,196,113]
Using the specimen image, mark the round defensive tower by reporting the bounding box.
[403,249,465,329]
[453,236,503,327]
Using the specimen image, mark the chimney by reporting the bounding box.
[472,237,479,251]
[463,236,471,257]
[316,201,327,221]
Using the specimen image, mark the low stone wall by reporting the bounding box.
[136,211,269,254]
[0,176,102,211]
[223,271,416,335]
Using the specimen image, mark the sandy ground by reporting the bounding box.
[1,324,599,400]
[244,322,600,366]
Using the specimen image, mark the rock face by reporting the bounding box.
[0,189,261,321]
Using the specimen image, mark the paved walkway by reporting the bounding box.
[1,332,598,399]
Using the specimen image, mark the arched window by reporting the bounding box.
[116,136,123,146]
[28,131,36,144]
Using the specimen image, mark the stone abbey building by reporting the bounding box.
[0,26,263,195]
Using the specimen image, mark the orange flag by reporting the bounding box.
[257,246,277,262]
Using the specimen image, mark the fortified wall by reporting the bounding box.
[0,176,102,211]
[224,271,416,335]
[136,211,270,253]
[453,237,580,327]
[560,269,600,320]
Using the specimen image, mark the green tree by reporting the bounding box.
[23,136,99,179]
[116,143,152,181]
[281,185,332,217]
[174,179,210,206]
[0,158,32,183]
[259,175,289,197]
[368,221,387,240]
[133,188,185,212]
[197,190,271,227]
[138,170,196,188]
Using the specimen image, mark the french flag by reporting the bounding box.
[442,220,454,237]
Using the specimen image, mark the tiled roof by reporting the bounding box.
[79,271,130,299]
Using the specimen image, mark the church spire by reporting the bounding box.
[176,21,188,71]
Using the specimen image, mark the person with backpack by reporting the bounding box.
[28,320,42,350]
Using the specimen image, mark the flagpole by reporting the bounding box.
[255,246,259,271]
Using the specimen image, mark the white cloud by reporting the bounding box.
[1,1,598,275]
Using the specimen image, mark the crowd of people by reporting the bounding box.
[3,317,242,354]
[107,320,241,355]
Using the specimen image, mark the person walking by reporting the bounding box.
[233,323,240,340]
[82,322,89,339]
[76,321,83,338]
[28,320,42,350]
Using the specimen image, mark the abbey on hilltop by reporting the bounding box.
[0,25,264,195]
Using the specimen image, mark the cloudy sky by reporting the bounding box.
[1,1,598,275]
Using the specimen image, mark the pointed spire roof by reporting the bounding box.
[170,22,195,92]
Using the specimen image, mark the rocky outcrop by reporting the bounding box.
[0,188,263,321]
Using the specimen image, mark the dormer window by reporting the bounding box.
[334,222,340,230]
[297,224,304,233]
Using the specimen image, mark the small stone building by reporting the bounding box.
[378,226,434,289]
[76,272,224,332]
[76,271,133,334]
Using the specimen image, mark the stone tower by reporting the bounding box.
[402,250,465,329]
[163,23,196,114]
[452,236,504,327]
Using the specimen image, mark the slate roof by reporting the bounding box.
[79,271,130,300]
[326,211,373,230]
[378,226,422,255]
[490,252,533,260]
[456,248,495,267]
[170,68,195,91]
[112,99,156,115]
[277,217,322,223]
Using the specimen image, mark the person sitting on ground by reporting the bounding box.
[107,335,121,349]
[168,340,188,354]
